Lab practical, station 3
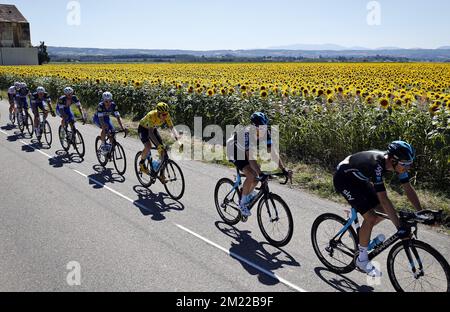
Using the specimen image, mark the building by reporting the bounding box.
[0,4,38,65]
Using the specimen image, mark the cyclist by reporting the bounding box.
[56,87,86,136]
[333,141,423,277]
[93,92,127,155]
[226,112,292,218]
[30,87,55,138]
[16,82,31,126]
[7,82,20,125]
[138,102,180,182]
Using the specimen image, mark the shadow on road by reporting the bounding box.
[30,138,51,150]
[215,221,300,287]
[48,150,83,168]
[313,267,374,292]
[87,165,126,189]
[1,125,16,131]
[133,185,185,221]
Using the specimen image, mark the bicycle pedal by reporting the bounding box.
[241,216,249,223]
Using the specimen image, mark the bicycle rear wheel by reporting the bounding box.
[95,136,108,167]
[74,130,85,158]
[387,240,450,292]
[18,112,24,133]
[257,194,293,247]
[43,121,52,146]
[113,142,127,176]
[311,213,358,274]
[214,178,241,225]
[58,125,70,152]
[25,114,33,137]
[162,160,185,200]
[134,152,152,188]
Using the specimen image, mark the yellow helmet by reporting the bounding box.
[156,102,169,113]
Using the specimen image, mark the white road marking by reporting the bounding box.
[175,223,308,293]
[19,140,52,158]
[72,169,148,211]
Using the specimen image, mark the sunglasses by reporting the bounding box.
[398,160,413,168]
[160,113,169,117]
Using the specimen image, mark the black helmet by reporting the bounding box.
[387,141,415,163]
[250,112,269,127]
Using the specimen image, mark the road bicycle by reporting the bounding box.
[58,118,86,158]
[214,170,293,247]
[33,112,53,146]
[134,145,185,200]
[311,208,450,292]
[95,129,128,176]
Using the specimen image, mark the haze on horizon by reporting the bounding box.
[5,0,450,51]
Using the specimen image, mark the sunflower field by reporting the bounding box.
[1,63,449,194]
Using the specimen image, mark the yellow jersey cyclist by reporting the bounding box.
[138,102,180,182]
[226,112,292,217]
[334,141,423,277]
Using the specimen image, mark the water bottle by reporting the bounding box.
[247,191,258,204]
[368,234,386,251]
[152,159,161,172]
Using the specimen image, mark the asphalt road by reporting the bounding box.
[0,100,448,292]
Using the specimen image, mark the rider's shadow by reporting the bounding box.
[48,150,83,168]
[30,138,51,150]
[21,141,40,153]
[1,125,15,131]
[87,165,125,189]
[133,185,185,221]
[313,267,374,293]
[215,221,300,286]
[7,134,19,142]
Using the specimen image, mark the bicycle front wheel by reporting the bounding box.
[311,213,358,274]
[95,136,108,167]
[387,240,450,292]
[25,114,33,137]
[162,160,185,200]
[58,125,70,152]
[43,121,52,146]
[113,142,127,176]
[74,130,85,158]
[257,194,293,247]
[134,152,152,188]
[214,178,241,225]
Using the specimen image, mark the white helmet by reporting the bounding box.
[37,86,46,94]
[64,87,74,95]
[21,82,27,88]
[102,91,113,101]
[14,82,21,89]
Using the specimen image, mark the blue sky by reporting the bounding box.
[6,0,450,50]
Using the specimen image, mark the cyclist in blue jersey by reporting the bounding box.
[334,141,423,277]
[16,82,31,126]
[93,92,127,155]
[56,87,86,132]
[7,82,20,124]
[30,87,56,138]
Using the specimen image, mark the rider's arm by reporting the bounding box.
[402,182,423,212]
[268,146,287,172]
[148,127,161,147]
[377,192,401,228]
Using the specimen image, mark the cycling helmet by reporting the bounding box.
[156,102,169,113]
[102,91,113,101]
[64,87,74,95]
[250,112,269,127]
[36,86,46,94]
[387,141,415,162]
[14,82,21,89]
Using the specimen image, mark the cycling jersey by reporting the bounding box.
[337,151,410,193]
[93,101,120,132]
[94,101,120,119]
[139,110,174,129]
[226,126,273,170]
[31,92,51,113]
[7,86,16,103]
[56,95,80,123]
[57,95,81,109]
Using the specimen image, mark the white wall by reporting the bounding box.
[0,47,38,65]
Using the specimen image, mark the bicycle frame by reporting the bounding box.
[334,208,410,261]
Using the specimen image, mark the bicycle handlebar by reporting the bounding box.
[400,210,443,226]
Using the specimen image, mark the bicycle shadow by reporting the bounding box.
[12,130,32,140]
[87,165,126,189]
[21,141,41,153]
[313,267,374,293]
[133,185,185,221]
[48,150,83,168]
[6,134,20,142]
[30,138,51,150]
[1,125,16,131]
[215,221,300,286]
